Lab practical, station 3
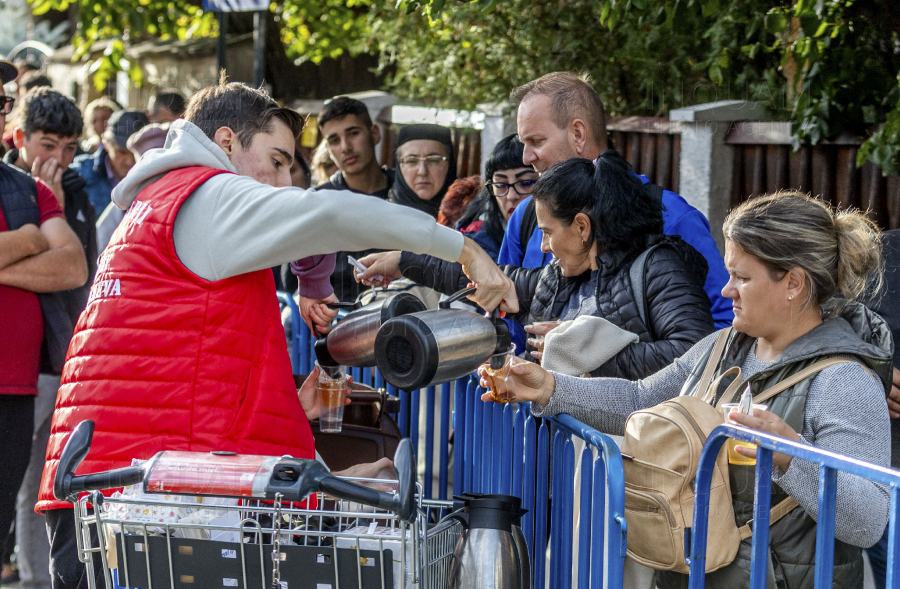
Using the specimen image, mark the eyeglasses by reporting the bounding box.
[398,155,449,169]
[0,96,15,116]
[486,179,536,197]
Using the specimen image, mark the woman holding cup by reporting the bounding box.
[479,191,893,588]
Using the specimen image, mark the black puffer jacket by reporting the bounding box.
[399,234,715,380]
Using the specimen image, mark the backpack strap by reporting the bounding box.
[738,497,800,540]
[752,358,865,406]
[697,327,733,404]
[519,198,538,252]
[629,244,663,337]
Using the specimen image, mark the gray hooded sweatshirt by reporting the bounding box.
[110,120,464,281]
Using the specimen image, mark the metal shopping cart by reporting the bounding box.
[54,421,462,589]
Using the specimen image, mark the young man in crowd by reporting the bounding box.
[498,72,733,350]
[147,90,186,123]
[71,109,149,214]
[292,96,397,319]
[4,86,97,589]
[37,77,513,589]
[0,60,88,589]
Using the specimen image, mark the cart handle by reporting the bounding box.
[53,420,143,502]
[54,421,417,522]
[321,438,416,522]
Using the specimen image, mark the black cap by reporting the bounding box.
[0,60,18,85]
[397,124,453,150]
[104,110,150,148]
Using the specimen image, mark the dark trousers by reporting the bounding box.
[45,509,104,589]
[0,395,34,546]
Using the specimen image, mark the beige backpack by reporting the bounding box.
[621,328,854,573]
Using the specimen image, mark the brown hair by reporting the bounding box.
[183,72,303,148]
[438,176,483,227]
[723,191,882,308]
[510,72,608,149]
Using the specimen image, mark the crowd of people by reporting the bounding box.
[0,55,898,589]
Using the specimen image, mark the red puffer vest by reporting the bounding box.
[37,166,315,511]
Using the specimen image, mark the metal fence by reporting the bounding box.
[688,424,899,589]
[277,292,628,588]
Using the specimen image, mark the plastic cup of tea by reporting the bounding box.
[316,363,348,433]
[722,402,768,465]
[485,344,517,403]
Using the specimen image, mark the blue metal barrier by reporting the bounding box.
[689,424,900,589]
[277,292,628,587]
[453,375,628,589]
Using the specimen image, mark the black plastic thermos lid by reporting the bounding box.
[450,493,528,531]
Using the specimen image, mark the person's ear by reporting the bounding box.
[574,212,592,242]
[569,119,588,156]
[785,267,806,302]
[12,127,24,149]
[213,126,239,156]
[370,123,381,146]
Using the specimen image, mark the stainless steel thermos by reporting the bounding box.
[444,493,531,589]
[313,293,426,368]
[373,287,511,390]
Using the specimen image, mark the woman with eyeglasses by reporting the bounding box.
[446,134,537,262]
[359,150,714,380]
[387,124,457,218]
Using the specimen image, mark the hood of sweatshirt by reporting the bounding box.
[111,119,236,210]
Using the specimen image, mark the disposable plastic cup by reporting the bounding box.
[316,363,348,433]
[485,344,516,403]
[722,402,768,465]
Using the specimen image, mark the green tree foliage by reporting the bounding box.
[394,0,900,173]
[372,0,786,115]
[40,0,900,172]
[28,0,370,90]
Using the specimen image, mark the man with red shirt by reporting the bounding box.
[0,59,88,574]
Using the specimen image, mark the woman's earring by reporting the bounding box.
[581,239,586,246]
[788,295,794,301]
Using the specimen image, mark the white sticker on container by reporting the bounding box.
[223,579,238,587]
[279,582,288,589]
[134,543,144,552]
[316,585,331,589]
[221,549,236,559]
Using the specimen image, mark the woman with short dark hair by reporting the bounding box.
[443,134,537,261]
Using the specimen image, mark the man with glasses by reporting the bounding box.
[0,60,88,581]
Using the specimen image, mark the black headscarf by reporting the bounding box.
[388,124,457,218]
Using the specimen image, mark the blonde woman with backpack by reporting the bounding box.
[480,191,893,589]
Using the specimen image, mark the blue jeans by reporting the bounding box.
[867,525,890,589]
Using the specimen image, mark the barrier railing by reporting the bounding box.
[453,376,627,589]
[276,292,628,587]
[688,424,900,589]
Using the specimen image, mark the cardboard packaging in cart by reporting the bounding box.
[334,525,413,589]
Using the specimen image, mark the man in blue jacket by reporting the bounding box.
[499,72,732,351]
